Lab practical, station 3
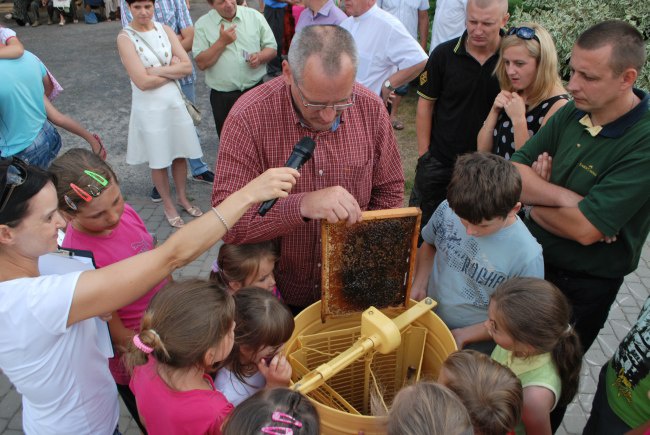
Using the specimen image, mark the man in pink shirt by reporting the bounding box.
[211,25,404,313]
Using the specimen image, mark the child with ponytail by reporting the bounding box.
[216,286,294,405]
[50,148,166,431]
[485,277,583,435]
[127,279,237,434]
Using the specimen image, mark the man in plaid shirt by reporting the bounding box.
[212,25,404,313]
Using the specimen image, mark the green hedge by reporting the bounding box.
[427,0,649,89]
[510,0,650,90]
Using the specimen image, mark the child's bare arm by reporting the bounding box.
[43,96,103,156]
[410,242,436,301]
[108,312,135,352]
[0,36,25,59]
[521,386,554,435]
[451,322,492,349]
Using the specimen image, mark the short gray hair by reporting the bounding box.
[287,25,358,85]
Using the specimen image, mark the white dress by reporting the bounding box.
[123,22,202,169]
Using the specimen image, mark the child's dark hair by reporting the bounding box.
[125,0,154,5]
[222,388,320,435]
[220,286,294,383]
[49,148,118,214]
[447,153,521,224]
[126,279,235,371]
[441,350,523,435]
[210,241,279,287]
[388,381,474,435]
[0,159,55,227]
[491,277,583,406]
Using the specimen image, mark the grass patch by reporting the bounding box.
[392,92,420,205]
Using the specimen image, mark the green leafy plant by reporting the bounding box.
[511,0,650,89]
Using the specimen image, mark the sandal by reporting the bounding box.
[165,213,185,228]
[180,205,203,217]
[392,119,404,130]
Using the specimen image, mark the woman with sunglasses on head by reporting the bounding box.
[477,23,569,160]
[0,157,297,434]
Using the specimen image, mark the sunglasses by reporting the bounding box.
[0,157,28,216]
[507,26,540,43]
[64,170,109,211]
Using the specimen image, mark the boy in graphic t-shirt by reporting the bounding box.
[411,152,544,354]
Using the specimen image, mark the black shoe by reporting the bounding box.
[192,170,215,184]
[150,187,162,203]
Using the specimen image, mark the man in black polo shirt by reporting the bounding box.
[410,0,509,230]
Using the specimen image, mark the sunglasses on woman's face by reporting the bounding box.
[0,158,28,216]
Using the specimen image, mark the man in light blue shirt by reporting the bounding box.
[295,0,346,33]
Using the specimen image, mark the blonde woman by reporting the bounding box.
[477,23,568,159]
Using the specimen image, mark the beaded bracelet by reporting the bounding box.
[212,207,230,231]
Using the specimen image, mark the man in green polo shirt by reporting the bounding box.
[193,0,277,136]
[510,20,649,430]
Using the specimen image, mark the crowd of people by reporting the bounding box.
[1,0,649,433]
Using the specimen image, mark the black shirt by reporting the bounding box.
[417,31,501,166]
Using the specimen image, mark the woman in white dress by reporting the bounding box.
[117,0,203,228]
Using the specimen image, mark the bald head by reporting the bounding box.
[467,0,508,15]
[288,25,358,85]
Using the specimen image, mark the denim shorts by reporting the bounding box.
[15,120,62,169]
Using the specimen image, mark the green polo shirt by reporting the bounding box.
[193,7,276,92]
[511,89,650,278]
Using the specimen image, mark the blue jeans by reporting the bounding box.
[14,120,62,169]
[180,81,209,176]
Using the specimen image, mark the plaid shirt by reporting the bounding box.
[212,78,404,307]
[120,0,196,85]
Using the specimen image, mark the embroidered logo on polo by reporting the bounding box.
[577,162,598,177]
[420,71,427,87]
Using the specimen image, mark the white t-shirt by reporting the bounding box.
[0,272,119,434]
[377,0,429,40]
[340,5,428,95]
[430,0,468,53]
[214,368,266,406]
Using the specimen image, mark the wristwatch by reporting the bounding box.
[384,79,395,92]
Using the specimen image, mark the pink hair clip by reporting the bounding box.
[133,334,154,354]
[261,412,303,434]
[261,428,294,435]
[271,412,302,428]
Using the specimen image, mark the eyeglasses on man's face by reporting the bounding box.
[293,82,355,112]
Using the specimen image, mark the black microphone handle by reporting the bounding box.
[258,198,279,216]
[258,154,306,216]
[258,138,315,216]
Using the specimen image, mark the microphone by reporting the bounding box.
[258,136,316,216]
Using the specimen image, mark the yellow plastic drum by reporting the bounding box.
[286,300,457,435]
